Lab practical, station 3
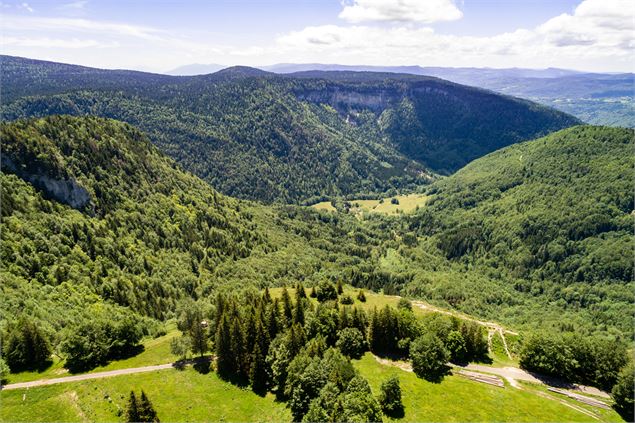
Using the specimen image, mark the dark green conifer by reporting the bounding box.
[215,315,233,379]
[281,288,293,327]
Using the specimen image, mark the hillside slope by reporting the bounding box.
[0,55,578,203]
[398,126,634,336]
[0,115,380,338]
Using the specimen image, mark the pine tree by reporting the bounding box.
[215,315,233,379]
[262,287,272,303]
[230,318,247,380]
[125,391,140,423]
[138,391,159,422]
[289,323,306,356]
[294,297,305,326]
[368,308,380,353]
[295,283,307,300]
[266,300,280,340]
[249,342,268,395]
[281,288,293,327]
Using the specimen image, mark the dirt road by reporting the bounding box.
[1,363,174,391]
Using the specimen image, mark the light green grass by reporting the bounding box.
[311,201,336,212]
[5,324,179,384]
[0,367,290,423]
[310,194,429,215]
[354,353,621,422]
[489,331,519,367]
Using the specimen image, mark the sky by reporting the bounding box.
[0,0,633,73]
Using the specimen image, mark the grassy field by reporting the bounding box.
[489,331,519,367]
[4,324,179,384]
[311,193,429,215]
[1,354,621,423]
[354,353,622,422]
[0,367,290,422]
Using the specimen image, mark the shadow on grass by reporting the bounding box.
[384,406,405,419]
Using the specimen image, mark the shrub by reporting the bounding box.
[339,295,354,305]
[397,298,412,311]
[336,328,367,359]
[378,375,404,417]
[356,290,366,302]
[410,334,449,382]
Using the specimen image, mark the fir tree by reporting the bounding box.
[266,300,280,340]
[262,287,272,303]
[215,315,233,379]
[230,318,247,380]
[295,283,307,299]
[249,342,268,395]
[281,288,293,327]
[294,297,305,326]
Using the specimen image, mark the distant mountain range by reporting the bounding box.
[166,63,634,127]
[1,55,577,204]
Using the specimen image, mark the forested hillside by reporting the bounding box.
[1,55,578,203]
[399,126,634,337]
[0,116,383,354]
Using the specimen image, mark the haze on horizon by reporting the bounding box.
[0,0,634,73]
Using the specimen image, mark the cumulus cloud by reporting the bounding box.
[276,0,634,70]
[339,0,463,23]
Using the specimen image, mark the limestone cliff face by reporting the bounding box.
[2,156,92,212]
[294,83,461,116]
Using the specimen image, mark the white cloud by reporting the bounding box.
[20,2,33,12]
[338,0,463,23]
[2,36,117,48]
[60,0,89,9]
[1,15,161,40]
[275,0,634,71]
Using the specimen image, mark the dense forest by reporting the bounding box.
[0,55,578,203]
[0,116,386,353]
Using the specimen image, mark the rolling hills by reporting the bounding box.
[0,55,578,203]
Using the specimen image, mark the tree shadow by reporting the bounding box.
[193,360,211,374]
[384,406,405,419]
[525,370,576,390]
[420,364,452,384]
[110,344,145,360]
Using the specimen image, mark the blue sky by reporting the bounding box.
[1,0,632,72]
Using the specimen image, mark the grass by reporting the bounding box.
[4,324,179,384]
[311,201,336,212]
[0,367,291,423]
[489,331,519,367]
[311,194,429,215]
[354,353,622,422]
